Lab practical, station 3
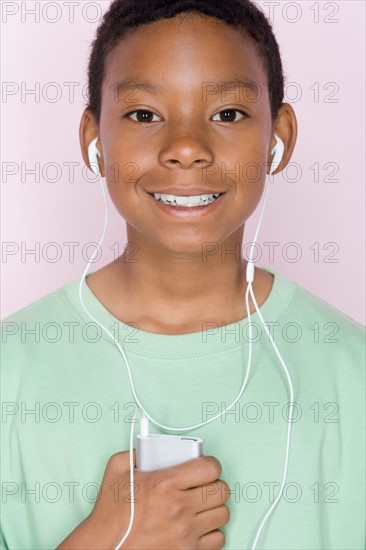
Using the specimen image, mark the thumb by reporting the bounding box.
[110,448,137,471]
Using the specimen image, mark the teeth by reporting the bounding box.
[153,193,220,207]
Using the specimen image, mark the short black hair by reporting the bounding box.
[86,0,285,125]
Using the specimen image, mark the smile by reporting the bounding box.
[146,190,226,218]
[151,192,224,207]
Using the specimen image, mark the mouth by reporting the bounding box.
[147,191,226,207]
[145,190,227,218]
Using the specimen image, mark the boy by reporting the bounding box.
[1,0,364,548]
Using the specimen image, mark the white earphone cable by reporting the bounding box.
[79,141,294,550]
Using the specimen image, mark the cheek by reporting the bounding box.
[104,133,163,186]
[240,167,266,201]
[231,185,264,224]
[102,147,145,209]
[216,133,267,181]
[225,145,267,201]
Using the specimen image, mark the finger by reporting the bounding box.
[186,480,231,513]
[198,529,226,550]
[194,505,230,537]
[157,455,222,490]
[105,449,137,477]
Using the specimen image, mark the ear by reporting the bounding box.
[79,109,105,177]
[267,103,298,175]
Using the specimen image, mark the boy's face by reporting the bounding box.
[81,14,295,254]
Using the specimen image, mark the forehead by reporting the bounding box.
[103,15,267,99]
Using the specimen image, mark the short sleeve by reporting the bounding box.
[0,528,8,550]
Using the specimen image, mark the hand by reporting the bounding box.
[56,449,231,549]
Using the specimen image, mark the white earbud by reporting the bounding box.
[270,133,285,174]
[88,136,101,176]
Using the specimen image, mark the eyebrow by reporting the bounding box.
[206,77,259,94]
[112,78,164,96]
[111,75,259,96]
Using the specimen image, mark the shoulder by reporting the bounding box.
[1,279,76,327]
[288,277,364,340]
[0,279,86,406]
[0,278,80,369]
[274,271,365,379]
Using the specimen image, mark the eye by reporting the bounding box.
[124,108,247,123]
[125,110,162,123]
[211,109,247,122]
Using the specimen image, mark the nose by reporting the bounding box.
[158,133,214,169]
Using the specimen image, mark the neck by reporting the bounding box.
[89,225,272,335]
[124,223,246,290]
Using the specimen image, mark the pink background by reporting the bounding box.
[1,1,365,324]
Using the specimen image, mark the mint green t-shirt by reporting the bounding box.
[1,267,365,549]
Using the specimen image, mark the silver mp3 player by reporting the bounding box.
[136,433,204,471]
